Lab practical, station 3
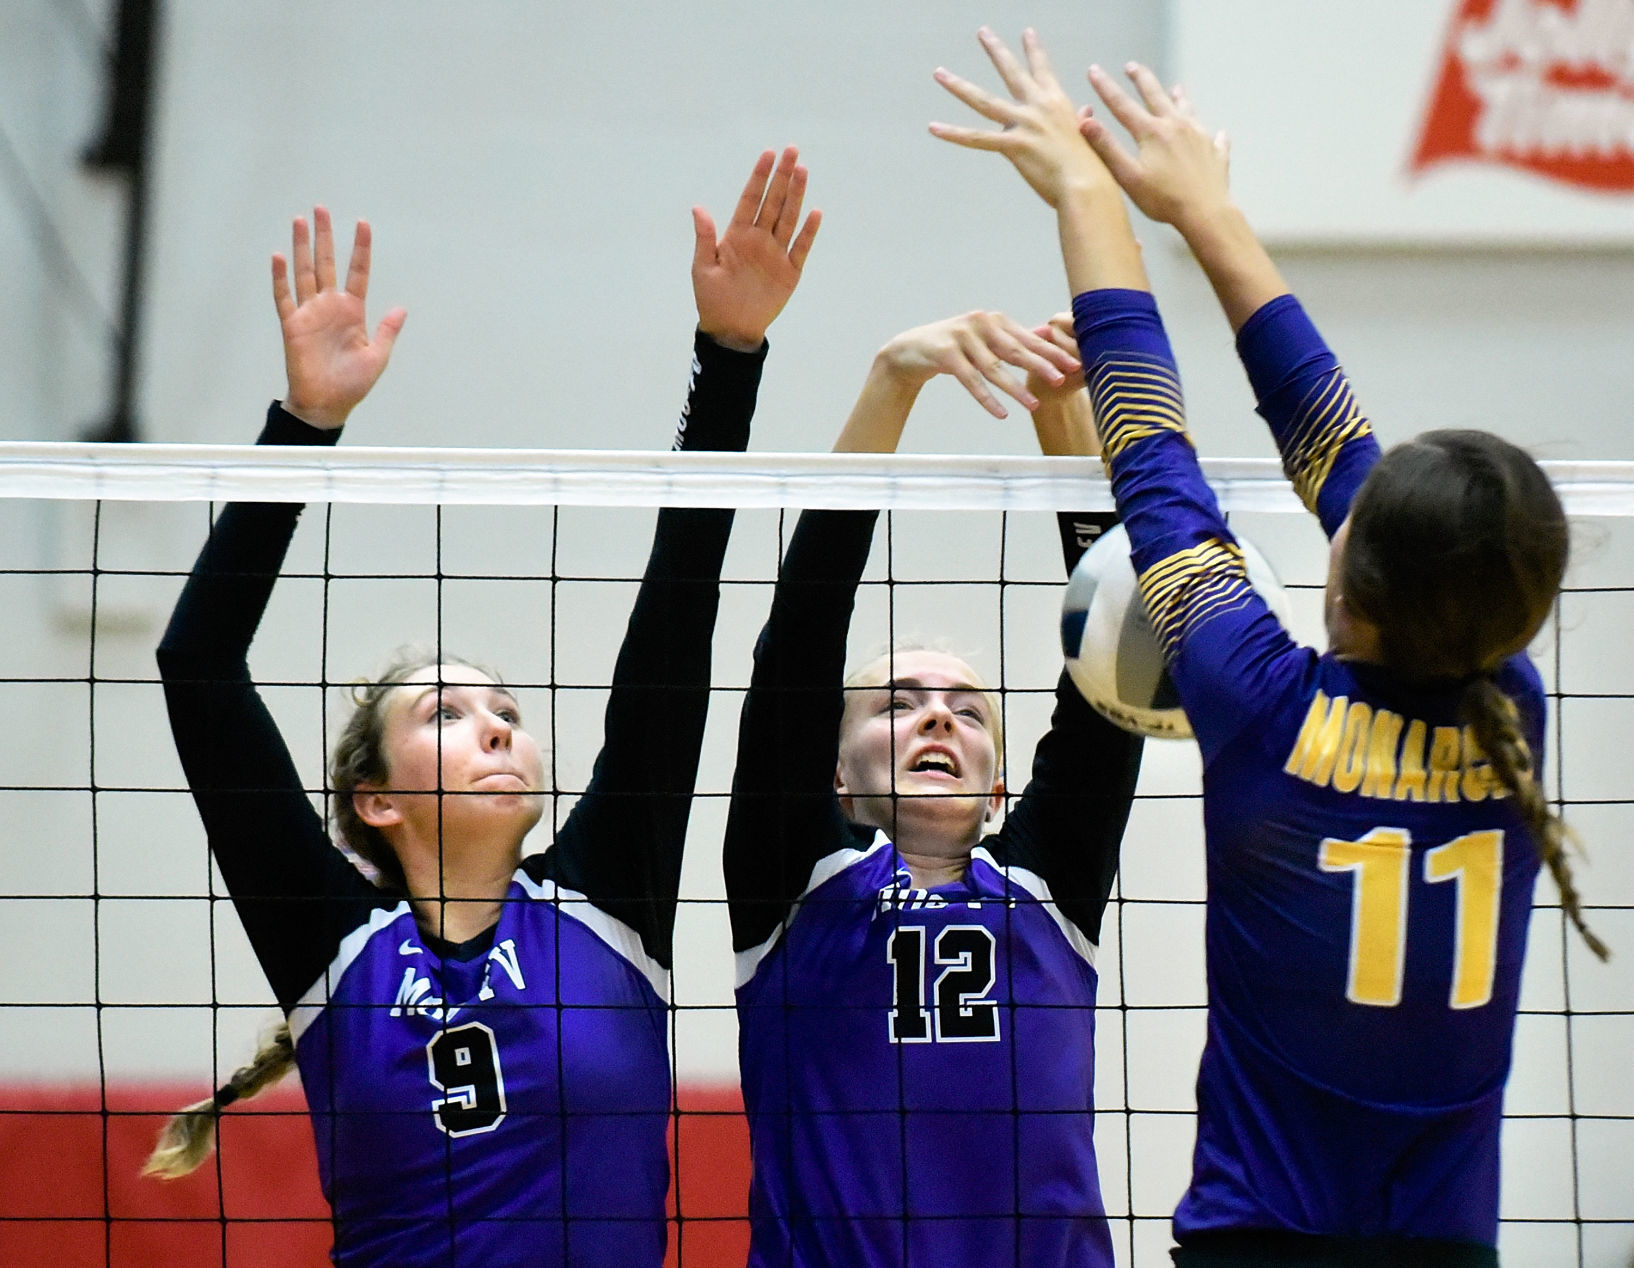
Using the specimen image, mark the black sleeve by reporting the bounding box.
[156,403,383,1014]
[984,510,1143,946]
[536,332,766,972]
[722,507,880,955]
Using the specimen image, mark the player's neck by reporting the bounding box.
[411,895,507,946]
[896,849,969,889]
[397,831,520,942]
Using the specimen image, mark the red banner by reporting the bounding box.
[1411,0,1634,193]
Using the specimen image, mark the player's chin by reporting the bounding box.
[896,792,989,834]
[447,792,545,832]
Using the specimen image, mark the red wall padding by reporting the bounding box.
[0,1083,750,1267]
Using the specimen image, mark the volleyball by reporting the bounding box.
[1061,524,1291,739]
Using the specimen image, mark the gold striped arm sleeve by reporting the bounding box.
[1277,368,1373,516]
[1086,353,1190,469]
[1137,538,1261,660]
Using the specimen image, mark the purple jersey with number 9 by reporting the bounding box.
[291,874,672,1266]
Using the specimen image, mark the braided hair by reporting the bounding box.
[142,1023,295,1178]
[145,647,506,1177]
[1342,430,1607,960]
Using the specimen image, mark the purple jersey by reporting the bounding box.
[291,875,671,1265]
[725,508,1142,1267]
[736,836,1113,1267]
[1073,290,1545,1247]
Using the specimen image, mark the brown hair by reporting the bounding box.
[328,647,498,896]
[1343,430,1606,960]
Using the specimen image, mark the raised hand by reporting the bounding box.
[879,310,1080,420]
[1027,313,1099,457]
[833,309,1080,455]
[1081,64,1231,230]
[1026,313,1086,406]
[272,207,406,430]
[692,147,822,352]
[929,27,1112,209]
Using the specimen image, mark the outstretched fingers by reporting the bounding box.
[756,146,799,238]
[271,253,296,323]
[787,205,822,271]
[373,306,408,355]
[976,25,1033,98]
[1086,64,1154,137]
[290,215,316,305]
[932,64,1019,128]
[343,219,373,300]
[1124,62,1179,118]
[312,205,338,293]
[1019,28,1063,94]
[771,158,808,247]
[729,149,776,232]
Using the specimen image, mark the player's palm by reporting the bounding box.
[692,147,821,350]
[272,207,405,430]
[281,291,394,429]
[694,230,803,350]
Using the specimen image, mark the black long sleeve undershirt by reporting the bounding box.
[722,507,1143,955]
[159,332,766,1010]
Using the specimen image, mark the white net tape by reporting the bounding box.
[2,442,1633,513]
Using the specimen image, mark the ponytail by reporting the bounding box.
[1462,676,1609,962]
[142,1023,297,1179]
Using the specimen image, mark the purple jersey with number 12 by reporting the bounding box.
[726,505,1142,1267]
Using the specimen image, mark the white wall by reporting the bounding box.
[1,3,1631,1264]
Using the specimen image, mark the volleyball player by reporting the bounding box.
[932,29,1607,1266]
[724,306,1144,1265]
[150,148,819,1266]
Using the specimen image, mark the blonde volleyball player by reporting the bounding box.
[150,148,818,1266]
[724,306,1144,1266]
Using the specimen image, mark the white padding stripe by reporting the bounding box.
[734,830,894,989]
[969,846,1098,970]
[514,873,671,1004]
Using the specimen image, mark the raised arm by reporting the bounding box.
[724,309,1081,955]
[157,210,404,1011]
[933,31,1305,757]
[544,148,820,972]
[1080,65,1379,533]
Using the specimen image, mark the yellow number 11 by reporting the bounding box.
[1318,829,1503,1009]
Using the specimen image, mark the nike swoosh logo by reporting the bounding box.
[399,939,422,956]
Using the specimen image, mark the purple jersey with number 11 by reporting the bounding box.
[1073,289,1545,1247]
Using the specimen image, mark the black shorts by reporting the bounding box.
[1172,1230,1499,1268]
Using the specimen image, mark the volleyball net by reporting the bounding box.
[0,443,1628,1267]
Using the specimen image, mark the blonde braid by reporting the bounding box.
[142,1023,297,1179]
[1463,677,1609,962]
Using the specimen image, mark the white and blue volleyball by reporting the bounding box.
[1061,523,1291,740]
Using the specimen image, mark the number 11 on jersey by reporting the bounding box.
[1319,828,1504,1010]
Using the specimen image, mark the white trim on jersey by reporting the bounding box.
[969,845,1098,969]
[514,872,672,1005]
[733,829,894,989]
[289,901,413,1043]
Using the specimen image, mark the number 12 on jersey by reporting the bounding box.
[887,924,1001,1044]
[1319,828,1503,1010]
